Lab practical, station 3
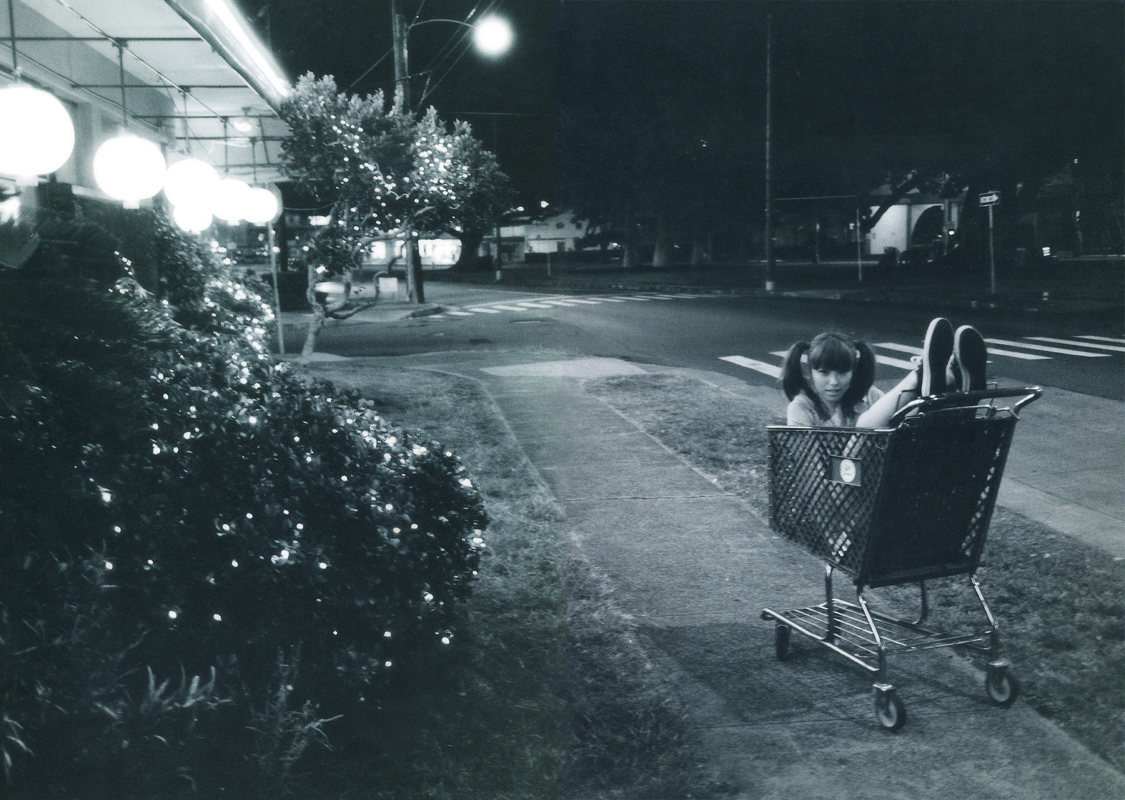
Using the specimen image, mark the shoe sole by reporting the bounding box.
[954,325,988,391]
[921,318,953,395]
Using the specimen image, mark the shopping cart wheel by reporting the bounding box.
[774,624,791,660]
[985,664,1020,706]
[874,687,906,732]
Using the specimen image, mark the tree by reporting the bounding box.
[431,125,514,271]
[279,74,509,354]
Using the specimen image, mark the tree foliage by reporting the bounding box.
[279,73,511,272]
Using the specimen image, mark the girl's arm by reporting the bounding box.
[855,371,919,428]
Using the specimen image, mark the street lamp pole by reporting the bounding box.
[763,14,775,291]
[390,0,424,303]
[390,3,513,298]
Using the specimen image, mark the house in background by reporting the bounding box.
[487,209,589,263]
[865,188,959,257]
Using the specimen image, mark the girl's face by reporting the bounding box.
[811,366,852,408]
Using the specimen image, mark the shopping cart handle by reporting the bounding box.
[889,387,1043,426]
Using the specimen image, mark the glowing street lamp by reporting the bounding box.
[472,15,514,58]
[211,177,252,224]
[164,158,220,207]
[173,202,213,233]
[93,133,166,208]
[0,83,75,180]
[244,185,281,225]
[0,3,75,181]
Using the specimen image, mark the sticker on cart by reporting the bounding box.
[830,456,861,486]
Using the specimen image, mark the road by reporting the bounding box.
[290,283,1123,556]
[307,286,1124,402]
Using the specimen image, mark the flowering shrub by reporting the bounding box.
[0,229,486,793]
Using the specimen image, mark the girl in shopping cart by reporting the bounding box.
[781,318,987,429]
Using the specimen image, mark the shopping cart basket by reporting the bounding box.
[760,387,1041,731]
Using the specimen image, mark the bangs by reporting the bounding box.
[808,333,857,372]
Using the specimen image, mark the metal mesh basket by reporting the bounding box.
[769,403,1020,589]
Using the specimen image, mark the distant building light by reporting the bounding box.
[1042,246,1052,257]
[309,215,331,226]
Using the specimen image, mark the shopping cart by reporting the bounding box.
[760,387,1041,731]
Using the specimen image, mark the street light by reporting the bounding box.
[473,15,514,58]
[390,1,514,300]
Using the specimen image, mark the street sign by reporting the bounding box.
[979,191,1000,206]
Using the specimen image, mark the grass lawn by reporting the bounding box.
[293,361,724,799]
[584,371,1125,774]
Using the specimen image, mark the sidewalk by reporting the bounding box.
[378,351,1124,799]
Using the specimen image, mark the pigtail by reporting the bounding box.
[780,341,812,401]
[843,340,877,415]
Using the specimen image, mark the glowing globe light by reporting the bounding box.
[93,134,166,207]
[173,202,213,233]
[211,177,251,223]
[0,84,76,179]
[243,185,280,225]
[473,15,513,57]
[164,158,219,207]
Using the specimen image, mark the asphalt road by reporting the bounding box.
[307,289,1124,402]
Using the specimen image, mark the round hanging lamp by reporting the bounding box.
[164,158,219,207]
[0,84,76,179]
[94,133,167,208]
[211,177,252,224]
[244,185,281,225]
[172,202,213,233]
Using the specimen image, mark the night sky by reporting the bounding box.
[242,0,1124,207]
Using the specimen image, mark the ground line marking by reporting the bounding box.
[875,341,1048,361]
[985,338,1110,357]
[1076,335,1125,344]
[721,355,781,379]
[1028,336,1125,353]
[771,349,917,370]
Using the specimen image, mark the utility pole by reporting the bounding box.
[763,14,775,291]
[390,0,425,303]
[493,115,503,282]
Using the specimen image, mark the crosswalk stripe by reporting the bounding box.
[514,302,553,309]
[593,296,627,302]
[447,310,475,316]
[607,295,651,301]
[1029,336,1125,353]
[638,293,680,299]
[874,354,918,370]
[875,342,1048,361]
[985,337,1110,357]
[721,355,781,379]
[876,342,923,355]
[566,298,604,304]
[539,299,582,306]
[1076,335,1125,344]
[770,348,916,371]
[466,306,503,313]
[488,304,535,312]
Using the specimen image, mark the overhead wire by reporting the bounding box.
[415,0,501,109]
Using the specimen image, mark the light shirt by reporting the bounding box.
[786,386,885,428]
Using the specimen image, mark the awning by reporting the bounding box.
[6,0,291,183]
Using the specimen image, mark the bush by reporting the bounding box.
[0,223,486,795]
